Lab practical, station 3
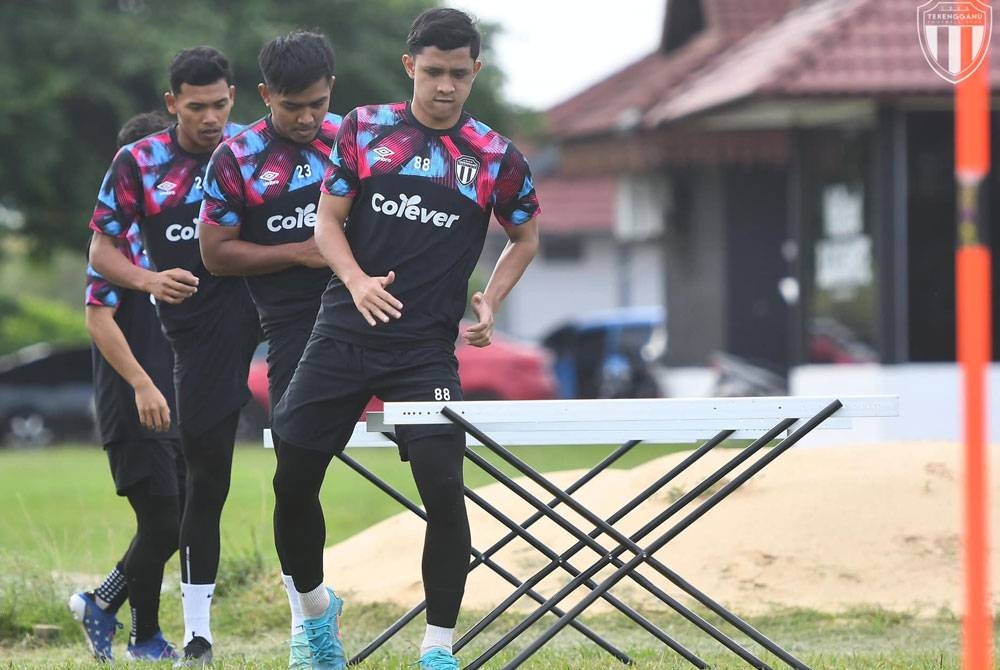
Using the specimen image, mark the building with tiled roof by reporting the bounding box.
[480,0,1000,438]
[481,1,810,347]
[528,0,1000,389]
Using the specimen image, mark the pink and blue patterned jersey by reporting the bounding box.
[315,102,540,348]
[88,123,250,335]
[199,113,341,329]
[85,222,148,308]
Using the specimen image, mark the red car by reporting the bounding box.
[246,326,556,421]
[454,325,558,401]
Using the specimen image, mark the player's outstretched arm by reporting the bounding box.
[89,233,198,304]
[464,217,539,348]
[315,192,402,326]
[198,221,327,276]
[86,305,171,432]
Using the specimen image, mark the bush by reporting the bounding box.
[0,295,88,356]
[0,553,80,644]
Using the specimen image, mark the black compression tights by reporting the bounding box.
[273,432,470,627]
[178,411,240,584]
[122,480,180,642]
[408,431,471,627]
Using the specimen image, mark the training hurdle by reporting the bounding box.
[267,395,898,669]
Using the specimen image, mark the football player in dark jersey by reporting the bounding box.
[87,46,260,666]
[271,9,540,670]
[69,110,182,663]
[198,31,339,670]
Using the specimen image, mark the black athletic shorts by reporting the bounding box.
[167,301,261,437]
[264,314,318,414]
[272,333,463,454]
[105,437,185,497]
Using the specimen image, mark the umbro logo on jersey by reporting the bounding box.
[260,170,280,186]
[156,181,177,195]
[373,146,395,162]
[455,155,480,185]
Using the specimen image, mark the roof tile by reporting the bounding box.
[547,0,798,139]
[649,0,1000,124]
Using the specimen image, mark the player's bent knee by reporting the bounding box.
[273,441,333,501]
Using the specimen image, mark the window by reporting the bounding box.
[800,131,880,364]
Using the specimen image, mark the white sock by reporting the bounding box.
[298,584,331,619]
[180,582,215,646]
[282,574,305,636]
[421,624,454,655]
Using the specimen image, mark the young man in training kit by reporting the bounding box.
[270,9,541,669]
[70,110,182,663]
[87,47,260,665]
[197,30,340,669]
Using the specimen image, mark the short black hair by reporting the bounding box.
[407,8,481,59]
[117,110,171,147]
[258,30,335,95]
[168,46,233,93]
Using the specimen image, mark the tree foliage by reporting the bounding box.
[0,294,89,355]
[0,0,519,256]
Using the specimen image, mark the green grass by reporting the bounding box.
[0,538,979,668]
[0,570,979,669]
[0,442,686,575]
[0,443,992,668]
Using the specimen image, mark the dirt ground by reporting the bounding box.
[324,441,1000,615]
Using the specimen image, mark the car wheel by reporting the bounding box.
[3,410,54,448]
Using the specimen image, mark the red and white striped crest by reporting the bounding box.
[918,1,992,84]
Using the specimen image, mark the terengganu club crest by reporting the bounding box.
[455,155,480,185]
[918,1,992,84]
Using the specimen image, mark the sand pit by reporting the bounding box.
[323,441,1000,615]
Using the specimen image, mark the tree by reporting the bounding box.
[0,0,520,257]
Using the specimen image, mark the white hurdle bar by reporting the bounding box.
[370,395,899,444]
[264,395,898,449]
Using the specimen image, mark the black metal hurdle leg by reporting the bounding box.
[475,401,842,670]
[453,426,769,656]
[465,484,719,670]
[333,450,632,666]
[462,474,718,668]
[569,425,813,669]
[459,431,767,670]
[454,430,742,663]
[456,420,796,670]
[445,403,838,670]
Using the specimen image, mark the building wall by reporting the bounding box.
[477,233,664,342]
[790,363,1000,445]
[663,169,727,366]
